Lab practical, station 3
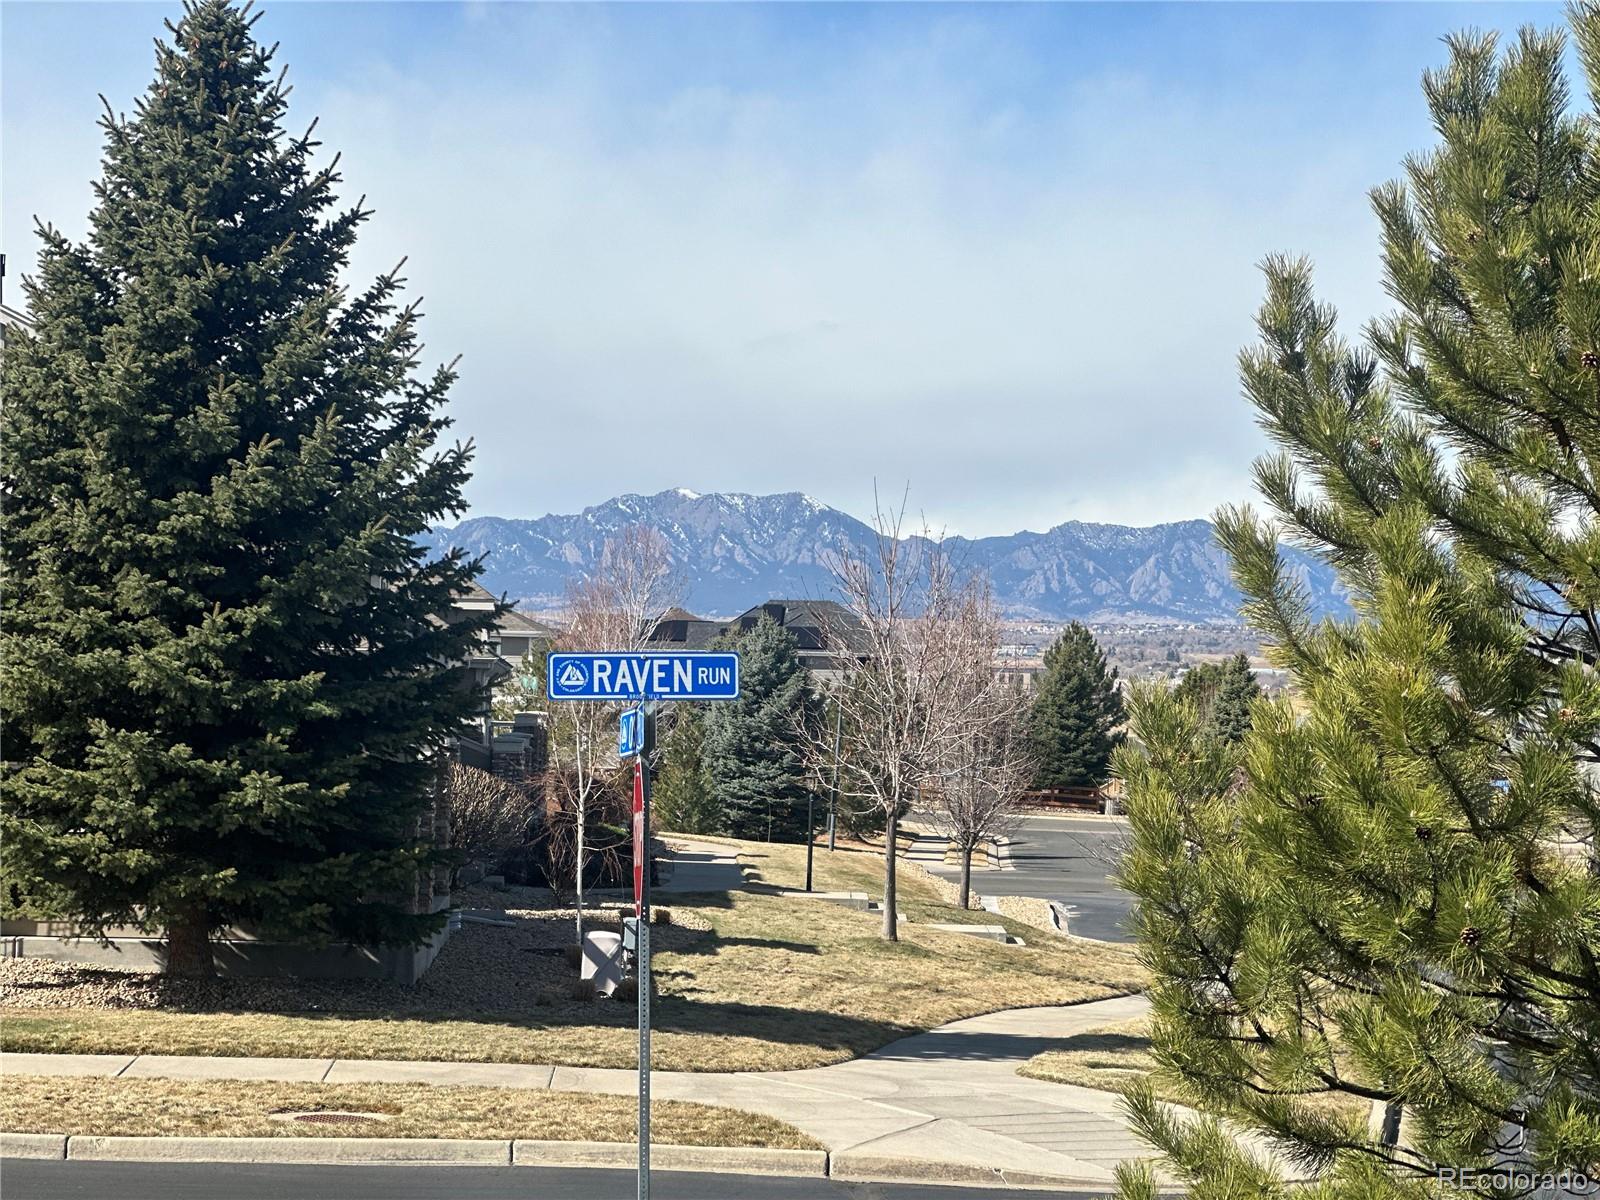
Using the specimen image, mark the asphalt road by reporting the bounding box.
[925,816,1135,943]
[0,1160,1117,1200]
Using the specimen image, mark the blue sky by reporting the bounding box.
[1,2,1570,536]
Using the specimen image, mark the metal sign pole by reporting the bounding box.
[637,707,652,1200]
[546,656,740,1200]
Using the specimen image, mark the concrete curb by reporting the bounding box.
[8,1134,827,1177]
[2,1133,67,1160]
[0,1132,1132,1185]
[990,835,1017,870]
[514,1139,828,1177]
[1017,810,1127,823]
[63,1134,511,1166]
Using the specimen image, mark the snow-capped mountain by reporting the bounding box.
[422,489,1351,621]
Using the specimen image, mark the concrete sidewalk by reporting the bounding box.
[655,839,747,893]
[3,994,1157,1185]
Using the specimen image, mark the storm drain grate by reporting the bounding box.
[270,1110,392,1125]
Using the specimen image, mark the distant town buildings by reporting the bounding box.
[994,658,1046,692]
[461,590,1291,709]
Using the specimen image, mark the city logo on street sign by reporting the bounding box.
[545,652,740,701]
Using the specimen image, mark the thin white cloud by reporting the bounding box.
[4,3,1440,537]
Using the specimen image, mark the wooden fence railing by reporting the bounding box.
[1022,787,1110,814]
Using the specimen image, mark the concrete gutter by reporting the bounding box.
[0,1132,1118,1186]
[832,1150,1109,1189]
[514,1139,826,1177]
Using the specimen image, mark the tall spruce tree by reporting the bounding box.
[1172,652,1260,744]
[652,708,721,836]
[1118,13,1600,1196]
[703,617,818,842]
[0,0,491,975]
[1210,653,1260,744]
[1029,622,1124,789]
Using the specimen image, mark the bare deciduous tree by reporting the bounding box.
[445,763,534,890]
[538,763,631,908]
[544,525,680,942]
[803,493,1009,940]
[928,671,1037,910]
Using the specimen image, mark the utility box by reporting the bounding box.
[580,930,625,996]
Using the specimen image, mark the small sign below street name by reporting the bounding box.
[619,708,644,757]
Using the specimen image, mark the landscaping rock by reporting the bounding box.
[990,895,1073,938]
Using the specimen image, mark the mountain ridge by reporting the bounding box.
[423,489,1350,622]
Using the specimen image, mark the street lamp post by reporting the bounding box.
[804,788,816,892]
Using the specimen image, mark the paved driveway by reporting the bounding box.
[920,816,1136,943]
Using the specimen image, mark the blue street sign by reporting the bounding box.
[619,708,645,757]
[546,652,740,701]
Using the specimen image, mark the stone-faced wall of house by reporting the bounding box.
[490,712,549,786]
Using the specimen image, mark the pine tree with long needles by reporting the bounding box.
[1118,11,1600,1196]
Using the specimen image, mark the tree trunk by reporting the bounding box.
[164,904,215,977]
[959,842,973,910]
[882,803,899,941]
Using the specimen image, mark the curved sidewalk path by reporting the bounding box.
[550,993,1155,1184]
[2,995,1154,1185]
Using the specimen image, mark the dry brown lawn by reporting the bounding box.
[3,838,1144,1072]
[1019,1016,1370,1123]
[0,1075,818,1147]
[1018,1017,1167,1095]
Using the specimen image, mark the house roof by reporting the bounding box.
[659,606,703,622]
[678,621,729,650]
[649,615,729,650]
[456,581,500,607]
[497,608,558,637]
[734,599,871,655]
[735,598,853,621]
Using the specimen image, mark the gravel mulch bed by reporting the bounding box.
[0,904,711,1018]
